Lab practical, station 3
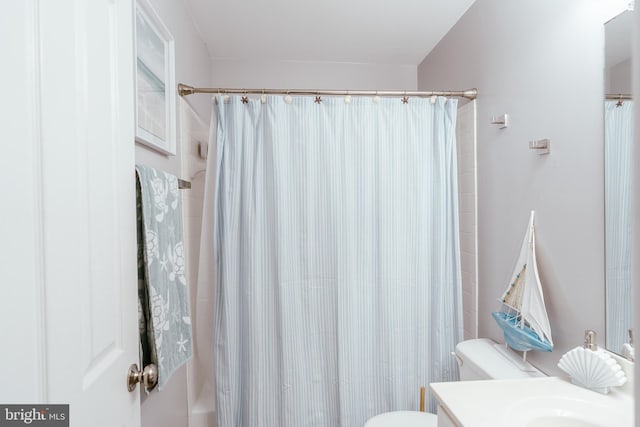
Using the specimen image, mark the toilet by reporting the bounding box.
[454,338,545,380]
[363,338,544,426]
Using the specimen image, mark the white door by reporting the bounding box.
[1,1,141,426]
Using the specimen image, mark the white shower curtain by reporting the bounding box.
[604,100,633,354]
[206,95,462,427]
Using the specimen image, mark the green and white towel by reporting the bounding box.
[136,165,192,391]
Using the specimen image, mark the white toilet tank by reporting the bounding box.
[454,338,545,380]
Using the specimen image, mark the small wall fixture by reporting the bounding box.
[491,113,509,129]
[198,141,208,159]
[529,138,550,155]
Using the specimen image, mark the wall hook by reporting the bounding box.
[529,138,550,155]
[491,113,509,129]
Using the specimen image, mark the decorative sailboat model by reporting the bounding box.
[491,211,553,358]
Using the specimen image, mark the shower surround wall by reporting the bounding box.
[418,0,629,375]
[456,101,478,340]
[180,100,210,427]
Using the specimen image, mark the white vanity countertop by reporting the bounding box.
[430,376,633,427]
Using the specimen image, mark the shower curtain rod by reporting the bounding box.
[606,93,632,100]
[177,83,478,100]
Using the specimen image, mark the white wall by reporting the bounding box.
[180,100,212,427]
[211,58,417,90]
[606,58,632,94]
[136,1,211,426]
[418,0,628,375]
[456,101,478,340]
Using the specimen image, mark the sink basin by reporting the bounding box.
[523,419,606,427]
[505,396,628,427]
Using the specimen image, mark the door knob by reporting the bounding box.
[127,363,158,392]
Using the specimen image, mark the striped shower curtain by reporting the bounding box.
[208,95,462,427]
[604,100,633,354]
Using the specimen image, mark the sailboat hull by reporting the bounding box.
[491,311,553,352]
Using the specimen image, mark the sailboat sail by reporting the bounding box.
[492,211,553,352]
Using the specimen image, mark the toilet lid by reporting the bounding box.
[364,410,437,427]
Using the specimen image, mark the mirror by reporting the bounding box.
[604,9,633,355]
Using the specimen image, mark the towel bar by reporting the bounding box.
[178,178,191,189]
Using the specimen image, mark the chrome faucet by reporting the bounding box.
[583,330,598,351]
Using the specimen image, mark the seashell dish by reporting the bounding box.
[557,346,627,394]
